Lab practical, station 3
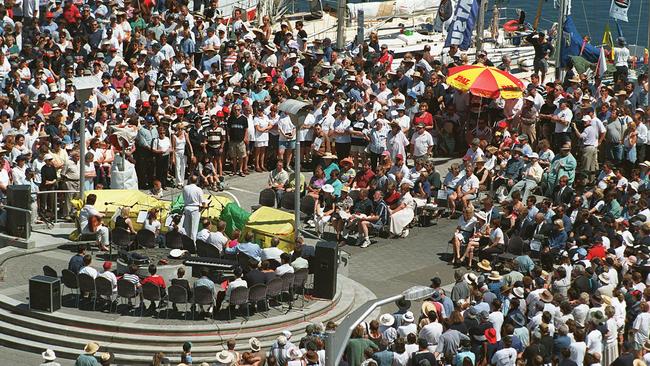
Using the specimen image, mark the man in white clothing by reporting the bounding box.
[78,255,98,279]
[275,253,295,276]
[410,122,434,160]
[99,261,117,293]
[196,218,226,252]
[491,336,517,366]
[182,175,208,241]
[262,237,284,264]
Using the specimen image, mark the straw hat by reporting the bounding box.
[477,260,492,272]
[539,289,553,303]
[487,271,502,281]
[215,350,235,364]
[421,301,436,316]
[402,311,415,323]
[84,342,100,354]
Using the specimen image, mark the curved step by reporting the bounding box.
[0,276,376,364]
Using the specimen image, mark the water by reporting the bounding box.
[316,0,650,47]
[510,0,649,48]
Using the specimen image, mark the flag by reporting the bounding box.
[596,47,607,78]
[444,0,480,51]
[602,24,615,61]
[645,48,649,64]
[609,0,630,22]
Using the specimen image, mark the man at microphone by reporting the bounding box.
[183,175,208,241]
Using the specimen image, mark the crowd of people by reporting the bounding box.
[1,0,648,365]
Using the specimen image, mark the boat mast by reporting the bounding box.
[533,0,543,29]
[336,0,346,50]
[554,0,567,81]
[475,0,488,57]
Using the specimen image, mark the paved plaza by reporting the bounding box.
[0,158,460,365]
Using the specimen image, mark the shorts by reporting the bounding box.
[207,146,222,158]
[229,141,247,158]
[534,58,548,72]
[461,193,476,201]
[350,145,366,153]
[370,220,385,231]
[279,140,296,150]
[255,140,269,148]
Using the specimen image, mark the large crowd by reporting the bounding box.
[0,0,644,365]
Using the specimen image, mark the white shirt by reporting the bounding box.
[586,329,603,355]
[182,184,204,212]
[418,322,443,345]
[569,342,587,366]
[555,108,573,133]
[253,115,270,142]
[397,323,417,338]
[458,174,479,194]
[614,46,631,67]
[491,347,517,366]
[275,263,294,276]
[79,266,98,279]
[262,247,284,262]
[99,270,118,292]
[225,277,247,300]
[410,131,434,156]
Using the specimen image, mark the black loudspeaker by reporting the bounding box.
[312,241,338,300]
[6,185,31,238]
[29,275,61,313]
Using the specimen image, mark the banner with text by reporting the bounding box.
[609,0,630,22]
[444,0,480,51]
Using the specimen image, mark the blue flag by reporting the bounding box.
[444,0,480,51]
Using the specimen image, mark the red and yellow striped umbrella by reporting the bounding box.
[445,65,525,100]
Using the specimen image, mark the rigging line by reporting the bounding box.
[580,0,590,38]
[634,0,642,47]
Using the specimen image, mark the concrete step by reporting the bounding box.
[0,286,355,350]
[0,276,376,364]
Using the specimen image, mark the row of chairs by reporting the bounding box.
[46,266,309,320]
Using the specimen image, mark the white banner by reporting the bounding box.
[609,0,630,22]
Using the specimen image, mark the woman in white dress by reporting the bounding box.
[171,123,193,188]
[389,180,416,238]
[253,108,271,172]
[602,306,618,366]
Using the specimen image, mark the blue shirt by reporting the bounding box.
[194,276,215,293]
[225,242,263,262]
[68,254,84,274]
[323,162,340,180]
[548,230,568,251]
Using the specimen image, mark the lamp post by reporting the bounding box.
[325,286,436,366]
[277,99,311,240]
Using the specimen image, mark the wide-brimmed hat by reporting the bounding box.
[475,211,488,222]
[379,313,395,327]
[84,342,100,354]
[477,260,492,272]
[340,157,353,165]
[249,337,261,352]
[513,287,525,299]
[643,339,650,351]
[488,271,502,281]
[463,273,478,285]
[322,184,334,194]
[510,312,526,327]
[539,289,553,303]
[402,311,415,323]
[598,273,610,284]
[485,328,497,344]
[421,301,436,316]
[169,249,185,258]
[305,350,319,364]
[591,293,603,306]
[42,349,56,361]
[215,350,235,364]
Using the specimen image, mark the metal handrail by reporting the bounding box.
[36,189,80,224]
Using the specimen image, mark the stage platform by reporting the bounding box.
[0,273,374,364]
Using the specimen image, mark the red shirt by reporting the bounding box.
[586,244,606,260]
[379,52,393,70]
[413,112,434,128]
[63,5,81,24]
[141,274,166,288]
[354,169,375,189]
